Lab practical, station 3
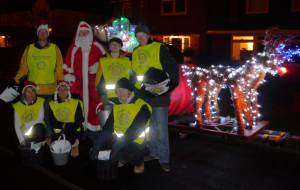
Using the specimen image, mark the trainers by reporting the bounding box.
[70,146,79,157]
[160,163,170,172]
[134,163,144,174]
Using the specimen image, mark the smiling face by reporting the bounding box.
[58,85,69,101]
[116,88,132,103]
[24,87,36,104]
[109,41,122,53]
[37,29,49,41]
[135,32,150,46]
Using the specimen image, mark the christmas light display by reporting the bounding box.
[182,30,300,134]
[95,17,139,52]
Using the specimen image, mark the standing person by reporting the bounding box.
[91,78,151,174]
[46,81,84,157]
[95,37,132,125]
[14,23,64,97]
[132,24,179,172]
[12,81,47,146]
[63,21,106,136]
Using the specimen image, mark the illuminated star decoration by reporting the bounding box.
[105,17,139,52]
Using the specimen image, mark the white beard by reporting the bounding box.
[77,36,92,52]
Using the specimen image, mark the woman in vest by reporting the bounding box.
[46,81,84,157]
[12,81,47,146]
[91,78,151,174]
[95,37,133,125]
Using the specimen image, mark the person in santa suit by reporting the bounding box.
[63,21,106,138]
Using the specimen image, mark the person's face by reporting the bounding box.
[135,32,150,46]
[24,87,36,104]
[116,88,132,102]
[79,30,90,37]
[109,41,121,53]
[58,85,69,101]
[38,29,48,41]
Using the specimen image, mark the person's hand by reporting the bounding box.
[46,138,52,146]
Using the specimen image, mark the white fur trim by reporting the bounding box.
[88,62,99,74]
[82,52,90,127]
[64,73,76,82]
[71,46,79,72]
[93,41,106,55]
[84,122,101,131]
[37,24,49,35]
[63,64,73,73]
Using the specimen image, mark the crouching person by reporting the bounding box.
[91,78,151,174]
[46,81,84,157]
[12,81,47,162]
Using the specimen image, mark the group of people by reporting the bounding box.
[10,20,179,174]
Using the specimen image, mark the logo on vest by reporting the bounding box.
[57,108,70,121]
[23,110,34,123]
[118,110,130,126]
[37,61,47,70]
[138,51,148,66]
[109,63,124,78]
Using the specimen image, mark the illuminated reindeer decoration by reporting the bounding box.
[183,30,291,134]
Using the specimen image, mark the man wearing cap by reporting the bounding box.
[45,80,84,157]
[132,23,179,172]
[95,37,133,125]
[14,23,64,97]
[12,80,48,146]
[91,78,151,174]
[64,21,105,134]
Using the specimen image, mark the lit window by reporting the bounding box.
[161,0,187,16]
[246,0,269,14]
[0,36,7,47]
[232,36,254,61]
[163,35,190,52]
[291,0,300,12]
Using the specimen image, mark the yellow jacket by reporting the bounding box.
[14,43,64,95]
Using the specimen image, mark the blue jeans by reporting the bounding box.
[149,106,170,164]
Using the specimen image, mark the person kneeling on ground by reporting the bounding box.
[12,80,47,148]
[45,80,84,157]
[91,78,151,174]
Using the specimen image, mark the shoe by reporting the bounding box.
[160,163,170,172]
[134,163,144,174]
[118,161,125,167]
[70,146,79,158]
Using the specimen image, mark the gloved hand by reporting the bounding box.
[64,73,76,83]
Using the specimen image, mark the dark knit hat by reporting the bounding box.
[116,78,133,91]
[134,24,150,35]
[109,37,123,47]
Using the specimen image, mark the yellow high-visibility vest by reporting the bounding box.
[27,43,57,84]
[13,97,45,126]
[132,42,163,89]
[100,56,131,98]
[49,99,82,123]
[113,98,152,144]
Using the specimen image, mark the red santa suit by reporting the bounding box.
[63,21,106,131]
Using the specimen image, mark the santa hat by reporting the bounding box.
[22,80,37,95]
[75,21,93,47]
[54,80,71,102]
[36,23,49,36]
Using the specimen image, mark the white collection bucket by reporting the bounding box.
[50,134,71,166]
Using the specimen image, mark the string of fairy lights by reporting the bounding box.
[182,32,300,134]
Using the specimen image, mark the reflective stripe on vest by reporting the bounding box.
[27,43,57,84]
[49,99,82,123]
[113,98,152,144]
[12,97,45,126]
[132,42,163,89]
[100,56,131,98]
